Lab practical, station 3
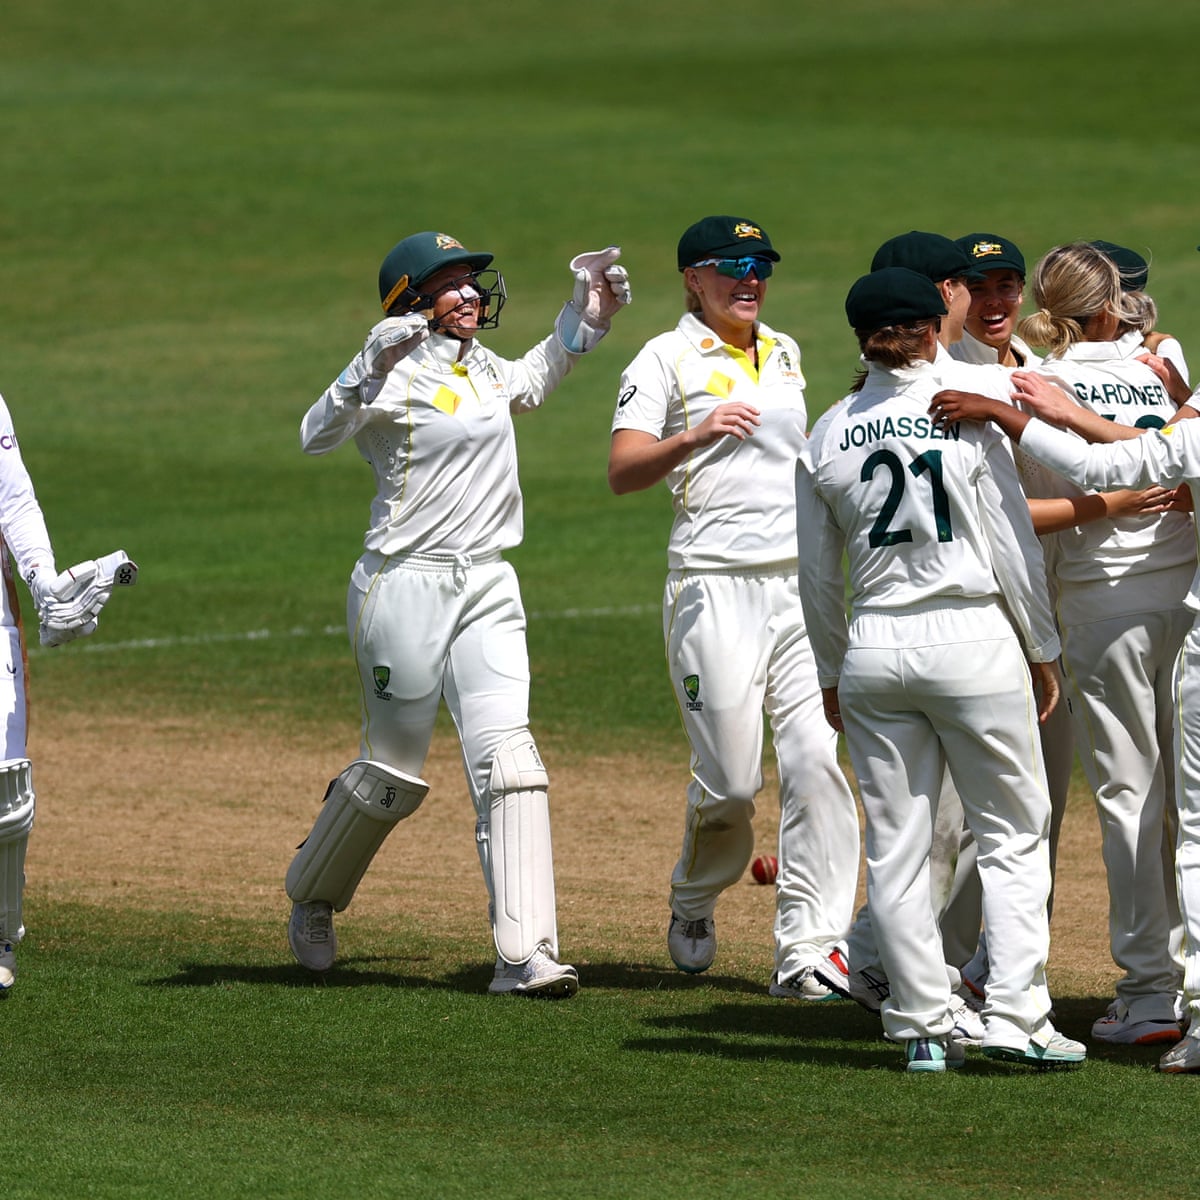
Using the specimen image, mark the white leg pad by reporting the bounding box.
[482,731,559,964]
[286,760,428,911]
[0,760,34,944]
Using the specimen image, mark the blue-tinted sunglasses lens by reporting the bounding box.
[713,257,773,280]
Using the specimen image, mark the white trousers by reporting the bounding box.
[1061,606,1189,1022]
[0,625,28,942]
[839,602,1053,1049]
[664,567,860,974]
[1172,621,1200,1027]
[348,551,558,944]
[350,552,530,809]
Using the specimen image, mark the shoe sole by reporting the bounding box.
[1092,1025,1183,1046]
[493,974,579,999]
[982,1045,1085,1069]
[768,985,839,1001]
[287,932,335,973]
[812,970,851,998]
[669,956,714,974]
[1158,1059,1200,1073]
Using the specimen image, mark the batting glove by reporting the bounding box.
[36,551,138,649]
[555,246,631,353]
[333,314,430,404]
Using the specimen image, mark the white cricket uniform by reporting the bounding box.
[1032,334,1192,1024]
[796,356,1060,1052]
[300,330,576,944]
[948,332,1075,986]
[612,313,860,977]
[1019,415,1200,1029]
[0,393,57,943]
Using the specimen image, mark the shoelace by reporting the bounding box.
[302,910,332,941]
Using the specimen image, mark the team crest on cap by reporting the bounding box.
[971,241,1004,259]
[435,234,466,251]
[733,223,763,240]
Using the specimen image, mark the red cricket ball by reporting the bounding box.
[751,854,778,885]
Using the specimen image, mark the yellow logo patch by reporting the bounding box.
[706,372,735,399]
[432,386,461,415]
[733,222,762,241]
[435,234,466,251]
[971,241,1003,259]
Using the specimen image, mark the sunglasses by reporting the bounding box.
[691,256,774,280]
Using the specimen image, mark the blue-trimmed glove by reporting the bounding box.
[555,246,631,353]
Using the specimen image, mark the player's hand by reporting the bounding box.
[1030,660,1060,724]
[361,314,430,378]
[569,246,631,322]
[821,686,844,733]
[690,402,761,447]
[333,315,430,405]
[1102,486,1183,518]
[929,389,1001,427]
[1010,372,1080,426]
[36,551,138,648]
[1136,352,1192,405]
[555,247,631,353]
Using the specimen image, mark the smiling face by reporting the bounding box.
[420,263,483,338]
[964,268,1024,351]
[683,261,769,347]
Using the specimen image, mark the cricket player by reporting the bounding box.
[797,266,1084,1071]
[929,360,1200,1074]
[0,389,135,990]
[1006,243,1194,1048]
[608,215,860,997]
[285,231,630,996]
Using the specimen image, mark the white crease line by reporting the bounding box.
[30,604,657,656]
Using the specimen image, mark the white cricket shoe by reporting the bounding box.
[488,946,579,998]
[668,912,716,974]
[1158,1030,1200,1073]
[948,992,984,1047]
[0,942,14,992]
[983,1029,1086,1068]
[769,966,837,1001]
[814,945,890,1013]
[1091,999,1182,1046]
[905,1037,965,1073]
[288,901,337,972]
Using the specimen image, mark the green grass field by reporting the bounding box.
[3,1,1200,1196]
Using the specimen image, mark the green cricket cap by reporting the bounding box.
[846,267,948,330]
[956,233,1026,278]
[871,230,985,282]
[677,216,780,271]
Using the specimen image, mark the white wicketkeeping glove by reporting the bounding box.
[331,314,430,405]
[555,246,632,353]
[36,550,138,648]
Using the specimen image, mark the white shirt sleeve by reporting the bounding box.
[794,437,850,687]
[0,394,54,579]
[1021,414,1200,493]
